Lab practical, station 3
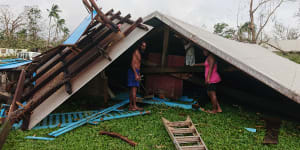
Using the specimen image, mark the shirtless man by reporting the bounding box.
[128,42,146,111]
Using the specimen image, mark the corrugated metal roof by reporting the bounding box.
[0,58,31,70]
[144,11,300,104]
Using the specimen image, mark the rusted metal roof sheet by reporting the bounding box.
[144,11,300,104]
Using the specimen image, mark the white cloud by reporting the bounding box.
[1,0,298,33]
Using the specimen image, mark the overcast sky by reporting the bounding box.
[1,0,299,33]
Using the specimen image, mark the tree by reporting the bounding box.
[0,6,25,48]
[273,22,300,40]
[249,0,294,43]
[47,4,61,46]
[25,6,42,41]
[62,27,70,40]
[213,23,236,39]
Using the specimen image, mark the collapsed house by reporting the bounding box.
[2,4,300,136]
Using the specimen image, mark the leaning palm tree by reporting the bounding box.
[62,27,70,40]
[47,4,61,47]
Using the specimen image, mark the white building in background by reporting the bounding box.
[17,52,41,60]
[0,48,40,60]
[0,48,28,57]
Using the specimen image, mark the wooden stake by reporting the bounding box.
[100,131,137,146]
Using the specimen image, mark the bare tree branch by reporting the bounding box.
[253,0,273,13]
[255,0,283,40]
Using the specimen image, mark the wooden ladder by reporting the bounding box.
[162,116,208,150]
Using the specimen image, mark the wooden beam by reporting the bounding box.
[141,66,237,74]
[161,27,170,67]
[7,69,25,118]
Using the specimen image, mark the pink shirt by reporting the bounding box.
[205,58,221,83]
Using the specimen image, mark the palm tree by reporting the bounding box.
[54,18,65,41]
[47,4,61,47]
[62,27,70,40]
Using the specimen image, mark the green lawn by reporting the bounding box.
[3,102,300,150]
[276,52,300,64]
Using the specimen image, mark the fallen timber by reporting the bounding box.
[0,1,150,148]
[100,131,138,147]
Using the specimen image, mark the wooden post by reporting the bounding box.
[162,26,170,67]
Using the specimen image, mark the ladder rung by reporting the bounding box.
[181,145,206,150]
[175,136,200,143]
[171,128,195,134]
[167,121,191,127]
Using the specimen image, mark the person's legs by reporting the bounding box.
[131,87,143,110]
[207,91,222,113]
[129,87,134,110]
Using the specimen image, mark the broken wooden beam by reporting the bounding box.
[123,17,143,37]
[142,66,238,74]
[115,15,148,31]
[7,69,26,118]
[100,131,137,147]
[89,0,119,32]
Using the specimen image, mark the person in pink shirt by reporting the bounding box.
[193,49,222,114]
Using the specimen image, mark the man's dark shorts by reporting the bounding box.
[128,68,140,87]
[206,83,217,91]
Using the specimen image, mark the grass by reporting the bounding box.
[275,52,300,64]
[2,101,300,150]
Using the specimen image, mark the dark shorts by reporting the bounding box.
[128,69,140,87]
[206,83,217,91]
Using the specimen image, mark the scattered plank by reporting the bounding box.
[100,131,137,147]
[25,136,55,141]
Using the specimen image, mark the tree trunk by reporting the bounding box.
[249,0,256,43]
[47,17,52,47]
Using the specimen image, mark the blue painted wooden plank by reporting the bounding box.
[55,114,60,125]
[62,114,66,125]
[178,96,194,102]
[0,108,5,118]
[68,114,72,123]
[13,120,23,129]
[49,100,129,137]
[63,10,97,45]
[49,115,53,126]
[42,117,47,127]
[25,136,55,141]
[90,110,151,124]
[0,61,32,70]
[84,112,89,118]
[73,113,78,121]
[78,112,83,119]
[142,98,194,110]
